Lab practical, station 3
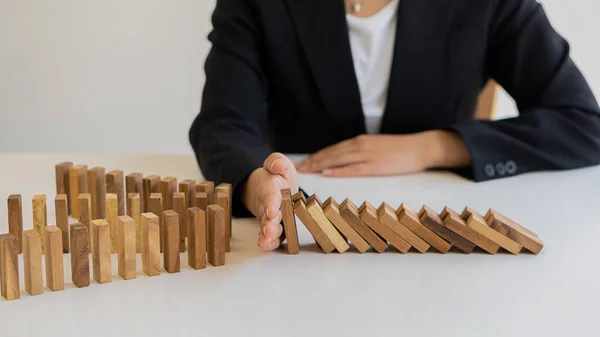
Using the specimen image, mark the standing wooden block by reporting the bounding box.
[306,200,349,253]
[23,230,43,296]
[77,193,92,248]
[117,216,136,280]
[88,167,106,219]
[188,207,207,269]
[163,210,180,273]
[0,234,20,300]
[32,194,47,252]
[70,224,90,288]
[127,193,142,253]
[323,197,369,253]
[55,161,73,214]
[141,213,161,277]
[55,194,70,253]
[69,165,88,218]
[106,193,119,253]
[8,194,23,254]
[126,173,144,212]
[160,177,177,210]
[419,206,475,254]
[106,170,125,216]
[216,183,232,239]
[148,193,164,253]
[196,192,208,212]
[196,181,215,205]
[44,226,65,291]
[397,204,451,254]
[293,199,335,253]
[91,220,112,284]
[280,189,299,254]
[376,203,426,253]
[442,207,500,254]
[339,199,388,253]
[485,209,544,254]
[207,205,226,267]
[461,207,522,255]
[179,179,196,209]
[215,192,231,252]
[359,202,411,253]
[143,175,161,213]
[173,192,186,252]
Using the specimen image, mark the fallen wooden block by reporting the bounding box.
[88,167,106,219]
[126,173,144,212]
[306,194,324,208]
[323,197,370,253]
[377,203,427,253]
[215,192,231,252]
[69,165,88,218]
[143,175,161,213]
[106,170,125,216]
[419,206,475,254]
[23,230,43,296]
[397,204,451,254]
[127,193,142,253]
[188,207,207,270]
[32,194,47,252]
[44,226,65,291]
[117,216,136,280]
[485,209,543,254]
[442,207,500,254]
[293,199,335,253]
[55,194,70,253]
[7,194,23,254]
[163,210,181,273]
[207,205,226,267]
[292,191,307,205]
[280,189,300,255]
[339,199,388,253]
[196,181,215,205]
[173,192,186,253]
[0,234,20,300]
[160,177,177,210]
[55,161,73,214]
[91,220,112,284]
[461,207,522,255]
[77,193,92,248]
[70,224,90,288]
[307,200,349,253]
[141,213,161,277]
[359,201,410,253]
[106,193,119,254]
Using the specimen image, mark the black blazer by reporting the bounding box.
[190,0,600,215]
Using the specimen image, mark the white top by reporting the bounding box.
[347,0,399,134]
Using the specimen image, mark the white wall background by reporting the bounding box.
[0,0,597,154]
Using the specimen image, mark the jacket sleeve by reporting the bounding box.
[451,0,600,181]
[189,0,271,216]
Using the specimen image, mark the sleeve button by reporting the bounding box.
[505,161,517,174]
[484,164,495,177]
[496,163,506,176]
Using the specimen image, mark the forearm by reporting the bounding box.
[423,130,472,169]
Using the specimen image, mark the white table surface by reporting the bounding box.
[0,153,598,337]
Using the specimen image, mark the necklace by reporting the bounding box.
[351,1,362,13]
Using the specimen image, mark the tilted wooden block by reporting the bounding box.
[55,194,70,253]
[485,209,544,254]
[0,234,20,300]
[323,197,370,253]
[32,194,47,253]
[307,200,349,253]
[143,175,161,213]
[23,230,43,296]
[106,193,119,253]
[461,207,522,255]
[106,170,125,216]
[293,199,335,253]
[163,210,181,273]
[77,193,92,248]
[127,193,142,253]
[69,165,88,218]
[117,216,136,280]
[91,220,112,284]
[44,226,65,291]
[188,207,207,270]
[141,213,161,277]
[375,203,423,253]
[207,205,226,267]
[196,181,215,205]
[339,200,388,253]
[292,191,307,205]
[55,161,73,214]
[419,206,475,254]
[215,192,231,252]
[70,224,90,288]
[8,194,23,254]
[88,167,106,219]
[160,177,177,210]
[397,204,450,254]
[442,207,500,254]
[173,192,186,253]
[306,194,324,208]
[359,202,410,253]
[280,189,300,255]
[126,173,144,212]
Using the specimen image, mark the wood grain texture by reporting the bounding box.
[88,167,106,219]
[339,200,388,253]
[188,207,207,270]
[307,201,349,253]
[143,175,161,213]
[216,183,233,240]
[196,181,215,205]
[106,170,125,216]
[359,202,411,253]
[323,197,370,253]
[141,213,161,277]
[106,193,119,253]
[117,216,136,280]
[461,207,522,255]
[55,161,73,214]
[55,194,70,253]
[293,199,335,253]
[32,194,47,253]
[280,189,299,254]
[163,210,180,273]
[160,177,177,210]
[0,234,20,300]
[207,205,226,267]
[44,226,65,291]
[69,165,88,218]
[77,193,92,248]
[173,192,186,253]
[419,206,475,254]
[397,204,450,254]
[70,224,90,288]
[442,207,500,254]
[376,203,426,253]
[127,193,142,253]
[91,220,112,284]
[215,192,231,252]
[23,230,43,296]
[8,194,23,254]
[485,209,544,254]
[126,173,144,213]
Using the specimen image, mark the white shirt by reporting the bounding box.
[346,0,398,134]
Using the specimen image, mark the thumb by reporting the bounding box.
[263,152,295,181]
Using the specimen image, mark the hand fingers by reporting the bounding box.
[299,152,366,173]
[260,188,283,220]
[260,211,283,239]
[298,138,356,171]
[323,163,374,177]
[258,233,281,250]
[264,153,296,181]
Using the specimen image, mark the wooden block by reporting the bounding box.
[126,173,144,212]
[106,193,119,254]
[419,206,475,254]
[196,192,208,212]
[187,208,207,269]
[163,210,180,273]
[44,226,65,291]
[106,170,125,216]
[32,194,47,252]
[173,192,186,253]
[442,207,500,254]
[485,209,544,254]
[23,230,43,296]
[0,234,20,300]
[292,191,307,205]
[196,181,215,205]
[91,220,112,284]
[306,194,324,208]
[306,201,349,253]
[77,193,92,248]
[55,194,70,253]
[207,205,226,266]
[376,203,429,253]
[69,165,88,218]
[359,202,411,253]
[55,161,73,214]
[460,207,522,255]
[160,177,177,210]
[215,192,231,252]
[70,224,90,288]
[280,189,299,254]
[179,179,196,209]
[7,194,23,254]
[143,175,161,213]
[127,193,142,253]
[339,200,388,253]
[140,213,161,276]
[117,216,136,280]
[397,204,451,254]
[216,183,232,240]
[88,167,106,219]
[323,198,370,253]
[293,200,335,253]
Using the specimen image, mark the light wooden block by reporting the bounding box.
[141,213,161,277]
[77,193,92,248]
[397,204,450,254]
[323,197,370,253]
[179,179,196,209]
[160,177,177,210]
[106,193,119,253]
[149,193,165,252]
[196,192,208,212]
[376,202,428,253]
[207,205,226,267]
[126,173,144,213]
[88,167,106,219]
[419,206,475,254]
[306,194,324,208]
[143,175,161,213]
[106,170,125,216]
[55,161,73,214]
[339,199,388,253]
[23,230,43,296]
[8,194,23,254]
[215,192,231,252]
[442,207,500,254]
[163,210,180,273]
[359,202,410,253]
[70,224,90,288]
[55,194,70,253]
[44,226,65,291]
[69,165,88,218]
[173,192,186,253]
[196,181,215,205]
[280,189,299,254]
[461,207,522,255]
[117,216,136,280]
[188,208,207,269]
[216,183,232,241]
[127,193,142,253]
[293,199,335,253]
[307,200,349,253]
[0,234,20,300]
[485,209,544,254]
[91,220,112,284]
[292,191,307,205]
[32,194,47,252]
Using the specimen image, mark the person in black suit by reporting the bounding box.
[190,0,600,250]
